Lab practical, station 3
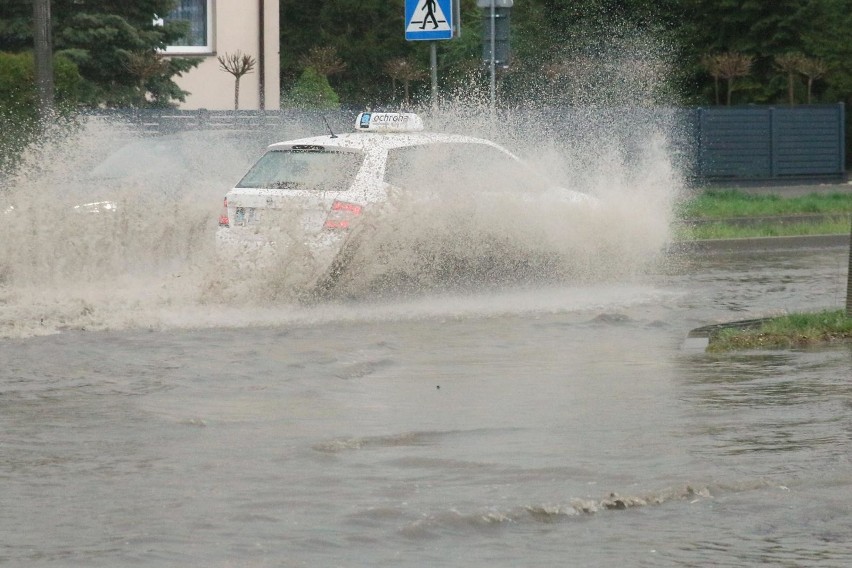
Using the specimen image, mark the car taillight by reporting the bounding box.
[218,197,229,227]
[323,200,362,230]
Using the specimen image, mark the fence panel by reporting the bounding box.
[699,108,773,178]
[697,104,845,180]
[90,105,845,183]
[773,106,845,176]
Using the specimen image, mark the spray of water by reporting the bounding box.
[0,31,685,338]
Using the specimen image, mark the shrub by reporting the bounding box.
[285,67,340,110]
[0,51,82,176]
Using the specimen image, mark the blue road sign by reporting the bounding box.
[405,0,453,41]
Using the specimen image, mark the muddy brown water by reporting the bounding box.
[2,246,851,567]
[2,119,850,566]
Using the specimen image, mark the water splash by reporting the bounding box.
[0,32,685,338]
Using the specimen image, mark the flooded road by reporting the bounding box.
[2,246,851,567]
[2,116,850,566]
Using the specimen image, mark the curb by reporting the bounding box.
[683,318,776,352]
[685,213,851,227]
[701,183,852,197]
[672,234,850,254]
[687,318,774,340]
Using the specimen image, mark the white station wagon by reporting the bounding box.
[216,111,593,288]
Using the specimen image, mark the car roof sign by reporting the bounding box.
[355,112,424,132]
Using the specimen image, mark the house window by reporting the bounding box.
[160,0,214,54]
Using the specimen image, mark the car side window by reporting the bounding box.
[385,143,531,192]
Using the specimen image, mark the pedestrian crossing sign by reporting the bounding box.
[405,0,454,41]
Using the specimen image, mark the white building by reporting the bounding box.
[161,0,280,110]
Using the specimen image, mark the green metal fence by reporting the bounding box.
[89,104,847,183]
[696,104,846,180]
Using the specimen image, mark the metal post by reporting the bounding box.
[258,0,265,110]
[33,0,54,121]
[430,41,438,112]
[453,0,462,38]
[489,0,496,116]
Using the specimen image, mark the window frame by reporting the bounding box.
[156,0,215,55]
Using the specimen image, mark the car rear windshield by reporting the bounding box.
[237,147,363,190]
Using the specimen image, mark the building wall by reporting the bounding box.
[169,0,280,110]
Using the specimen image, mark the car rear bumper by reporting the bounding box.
[215,226,348,269]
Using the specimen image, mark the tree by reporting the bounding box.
[279,0,326,86]
[0,52,81,117]
[0,0,38,51]
[57,11,199,107]
[0,51,81,172]
[796,56,827,104]
[775,52,804,105]
[505,0,683,107]
[286,67,340,110]
[0,0,200,107]
[802,1,852,93]
[716,52,753,105]
[299,46,346,78]
[280,0,458,105]
[124,51,166,86]
[675,0,826,104]
[701,54,724,105]
[384,57,426,106]
[218,51,257,110]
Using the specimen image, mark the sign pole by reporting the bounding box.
[430,42,438,112]
[489,0,496,116]
[405,0,455,112]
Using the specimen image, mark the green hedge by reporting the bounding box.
[0,51,82,175]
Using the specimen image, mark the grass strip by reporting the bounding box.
[708,310,852,351]
[676,189,852,239]
[679,190,852,219]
